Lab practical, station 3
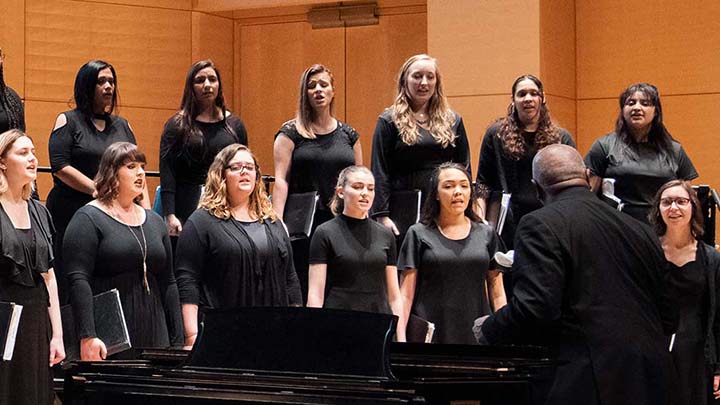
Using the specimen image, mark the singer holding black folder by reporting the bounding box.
[649,180,720,403]
[0,130,64,405]
[370,54,470,237]
[398,163,504,344]
[64,142,183,361]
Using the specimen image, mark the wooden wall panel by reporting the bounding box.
[575,98,616,155]
[192,12,235,110]
[545,95,577,141]
[25,0,191,110]
[238,21,345,169]
[0,0,26,97]
[81,0,191,9]
[345,11,427,164]
[539,0,575,100]
[428,0,540,97]
[24,99,63,199]
[577,0,720,99]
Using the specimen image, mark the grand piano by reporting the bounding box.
[61,307,554,404]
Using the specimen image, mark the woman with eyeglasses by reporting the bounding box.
[585,83,697,223]
[176,144,301,349]
[649,180,720,404]
[160,60,248,238]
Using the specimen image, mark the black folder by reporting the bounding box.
[61,289,131,361]
[406,314,435,343]
[284,191,319,240]
[389,190,422,236]
[0,301,23,361]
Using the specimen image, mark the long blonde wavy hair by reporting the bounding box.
[391,54,456,148]
[200,144,277,222]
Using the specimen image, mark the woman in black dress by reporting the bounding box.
[371,54,470,237]
[307,165,405,340]
[177,144,301,349]
[585,83,697,223]
[273,64,362,225]
[398,163,505,344]
[649,180,720,404]
[47,60,144,304]
[0,48,25,133]
[476,74,575,248]
[64,142,183,360]
[0,130,64,405]
[160,60,248,238]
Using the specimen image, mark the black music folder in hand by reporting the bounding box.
[389,190,422,236]
[0,301,23,361]
[61,288,131,361]
[284,191,319,241]
[406,314,435,343]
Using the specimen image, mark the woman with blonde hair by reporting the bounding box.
[0,129,64,404]
[371,54,470,236]
[177,143,302,349]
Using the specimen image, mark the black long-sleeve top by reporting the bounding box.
[159,113,248,219]
[176,209,302,308]
[0,86,25,132]
[64,205,184,348]
[370,109,470,217]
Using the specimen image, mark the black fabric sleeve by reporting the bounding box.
[708,245,720,373]
[48,113,75,173]
[559,128,576,148]
[230,115,249,146]
[347,125,360,146]
[386,228,398,265]
[454,116,472,177]
[370,115,395,217]
[487,228,499,269]
[481,214,566,344]
[397,225,421,270]
[676,145,698,180]
[476,125,501,198]
[63,211,101,339]
[7,88,25,132]
[584,137,610,178]
[279,222,302,305]
[159,117,181,217]
[308,225,330,264]
[175,214,207,305]
[153,213,184,346]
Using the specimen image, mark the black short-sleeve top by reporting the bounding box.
[275,120,359,212]
[584,132,698,217]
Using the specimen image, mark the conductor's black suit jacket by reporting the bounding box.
[482,186,678,405]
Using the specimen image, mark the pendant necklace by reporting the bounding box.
[116,204,150,294]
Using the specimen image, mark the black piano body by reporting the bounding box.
[62,308,553,404]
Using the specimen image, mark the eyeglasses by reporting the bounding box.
[225,163,256,173]
[660,197,690,208]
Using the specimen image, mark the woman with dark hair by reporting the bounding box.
[160,60,248,237]
[47,60,142,303]
[0,48,25,133]
[476,74,575,247]
[273,64,361,226]
[585,83,698,223]
[177,144,301,349]
[0,130,64,405]
[371,54,470,236]
[398,163,505,344]
[307,166,405,341]
[649,180,720,404]
[64,142,183,361]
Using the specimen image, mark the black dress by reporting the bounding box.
[476,122,575,247]
[309,214,397,314]
[0,200,56,405]
[159,114,248,223]
[584,132,698,223]
[275,119,359,224]
[176,209,302,309]
[47,110,136,304]
[64,205,184,352]
[398,221,498,344]
[370,109,471,219]
[669,253,710,405]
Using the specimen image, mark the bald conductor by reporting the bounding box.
[475,145,678,405]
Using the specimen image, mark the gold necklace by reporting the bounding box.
[115,204,150,294]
